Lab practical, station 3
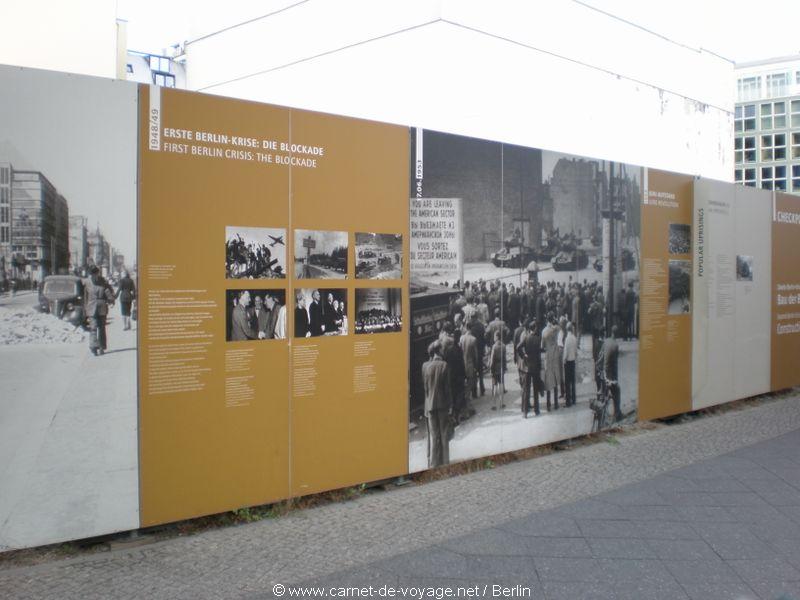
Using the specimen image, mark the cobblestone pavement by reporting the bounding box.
[2,392,800,599]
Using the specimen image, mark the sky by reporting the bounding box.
[118,0,800,64]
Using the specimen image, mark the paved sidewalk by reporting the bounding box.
[291,424,800,600]
[2,392,800,599]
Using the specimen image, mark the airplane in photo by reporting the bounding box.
[268,234,285,247]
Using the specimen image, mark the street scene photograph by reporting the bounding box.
[0,66,139,549]
[668,259,692,314]
[354,287,402,334]
[354,232,403,280]
[737,254,754,281]
[293,229,348,279]
[408,129,641,472]
[225,226,286,279]
[224,288,287,341]
[294,287,348,337]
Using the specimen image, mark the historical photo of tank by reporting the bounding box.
[736,255,754,281]
[669,223,691,255]
[225,289,287,341]
[407,129,641,472]
[0,66,139,549]
[355,288,402,334]
[294,288,348,337]
[225,226,286,279]
[294,229,348,279]
[355,232,402,280]
[668,259,692,314]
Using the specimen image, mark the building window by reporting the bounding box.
[126,63,133,73]
[153,72,176,88]
[761,134,786,161]
[761,166,787,190]
[744,136,756,162]
[766,72,789,98]
[735,104,756,132]
[775,165,787,190]
[737,77,761,102]
[792,100,800,128]
[793,133,800,159]
[0,206,8,222]
[0,226,8,243]
[735,137,758,164]
[793,165,800,191]
[148,56,171,73]
[743,168,756,187]
[0,167,8,184]
[0,187,8,204]
[761,101,786,130]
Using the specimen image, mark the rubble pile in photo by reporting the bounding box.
[0,306,86,345]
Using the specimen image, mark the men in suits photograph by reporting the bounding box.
[518,320,543,417]
[324,292,337,334]
[309,289,323,336]
[230,290,258,341]
[295,292,310,338]
[251,294,269,339]
[422,341,452,468]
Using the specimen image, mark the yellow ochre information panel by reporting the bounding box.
[638,169,694,421]
[138,87,408,525]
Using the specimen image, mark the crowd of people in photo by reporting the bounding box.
[354,309,402,334]
[295,290,347,337]
[226,234,284,279]
[668,225,691,255]
[421,276,638,467]
[228,290,287,341]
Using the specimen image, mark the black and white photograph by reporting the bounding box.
[0,66,139,549]
[408,129,641,472]
[355,288,402,334]
[668,223,691,255]
[736,254,754,281]
[294,288,348,337]
[225,226,286,279]
[355,233,403,280]
[668,259,692,314]
[225,289,287,341]
[294,229,348,279]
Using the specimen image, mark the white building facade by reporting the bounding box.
[182,0,734,181]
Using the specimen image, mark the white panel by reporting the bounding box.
[733,185,772,399]
[692,180,772,410]
[692,179,736,409]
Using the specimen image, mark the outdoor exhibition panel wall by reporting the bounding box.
[138,87,409,526]
[2,64,800,551]
[0,66,139,550]
[691,182,772,410]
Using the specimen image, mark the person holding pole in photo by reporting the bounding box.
[84,266,115,356]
